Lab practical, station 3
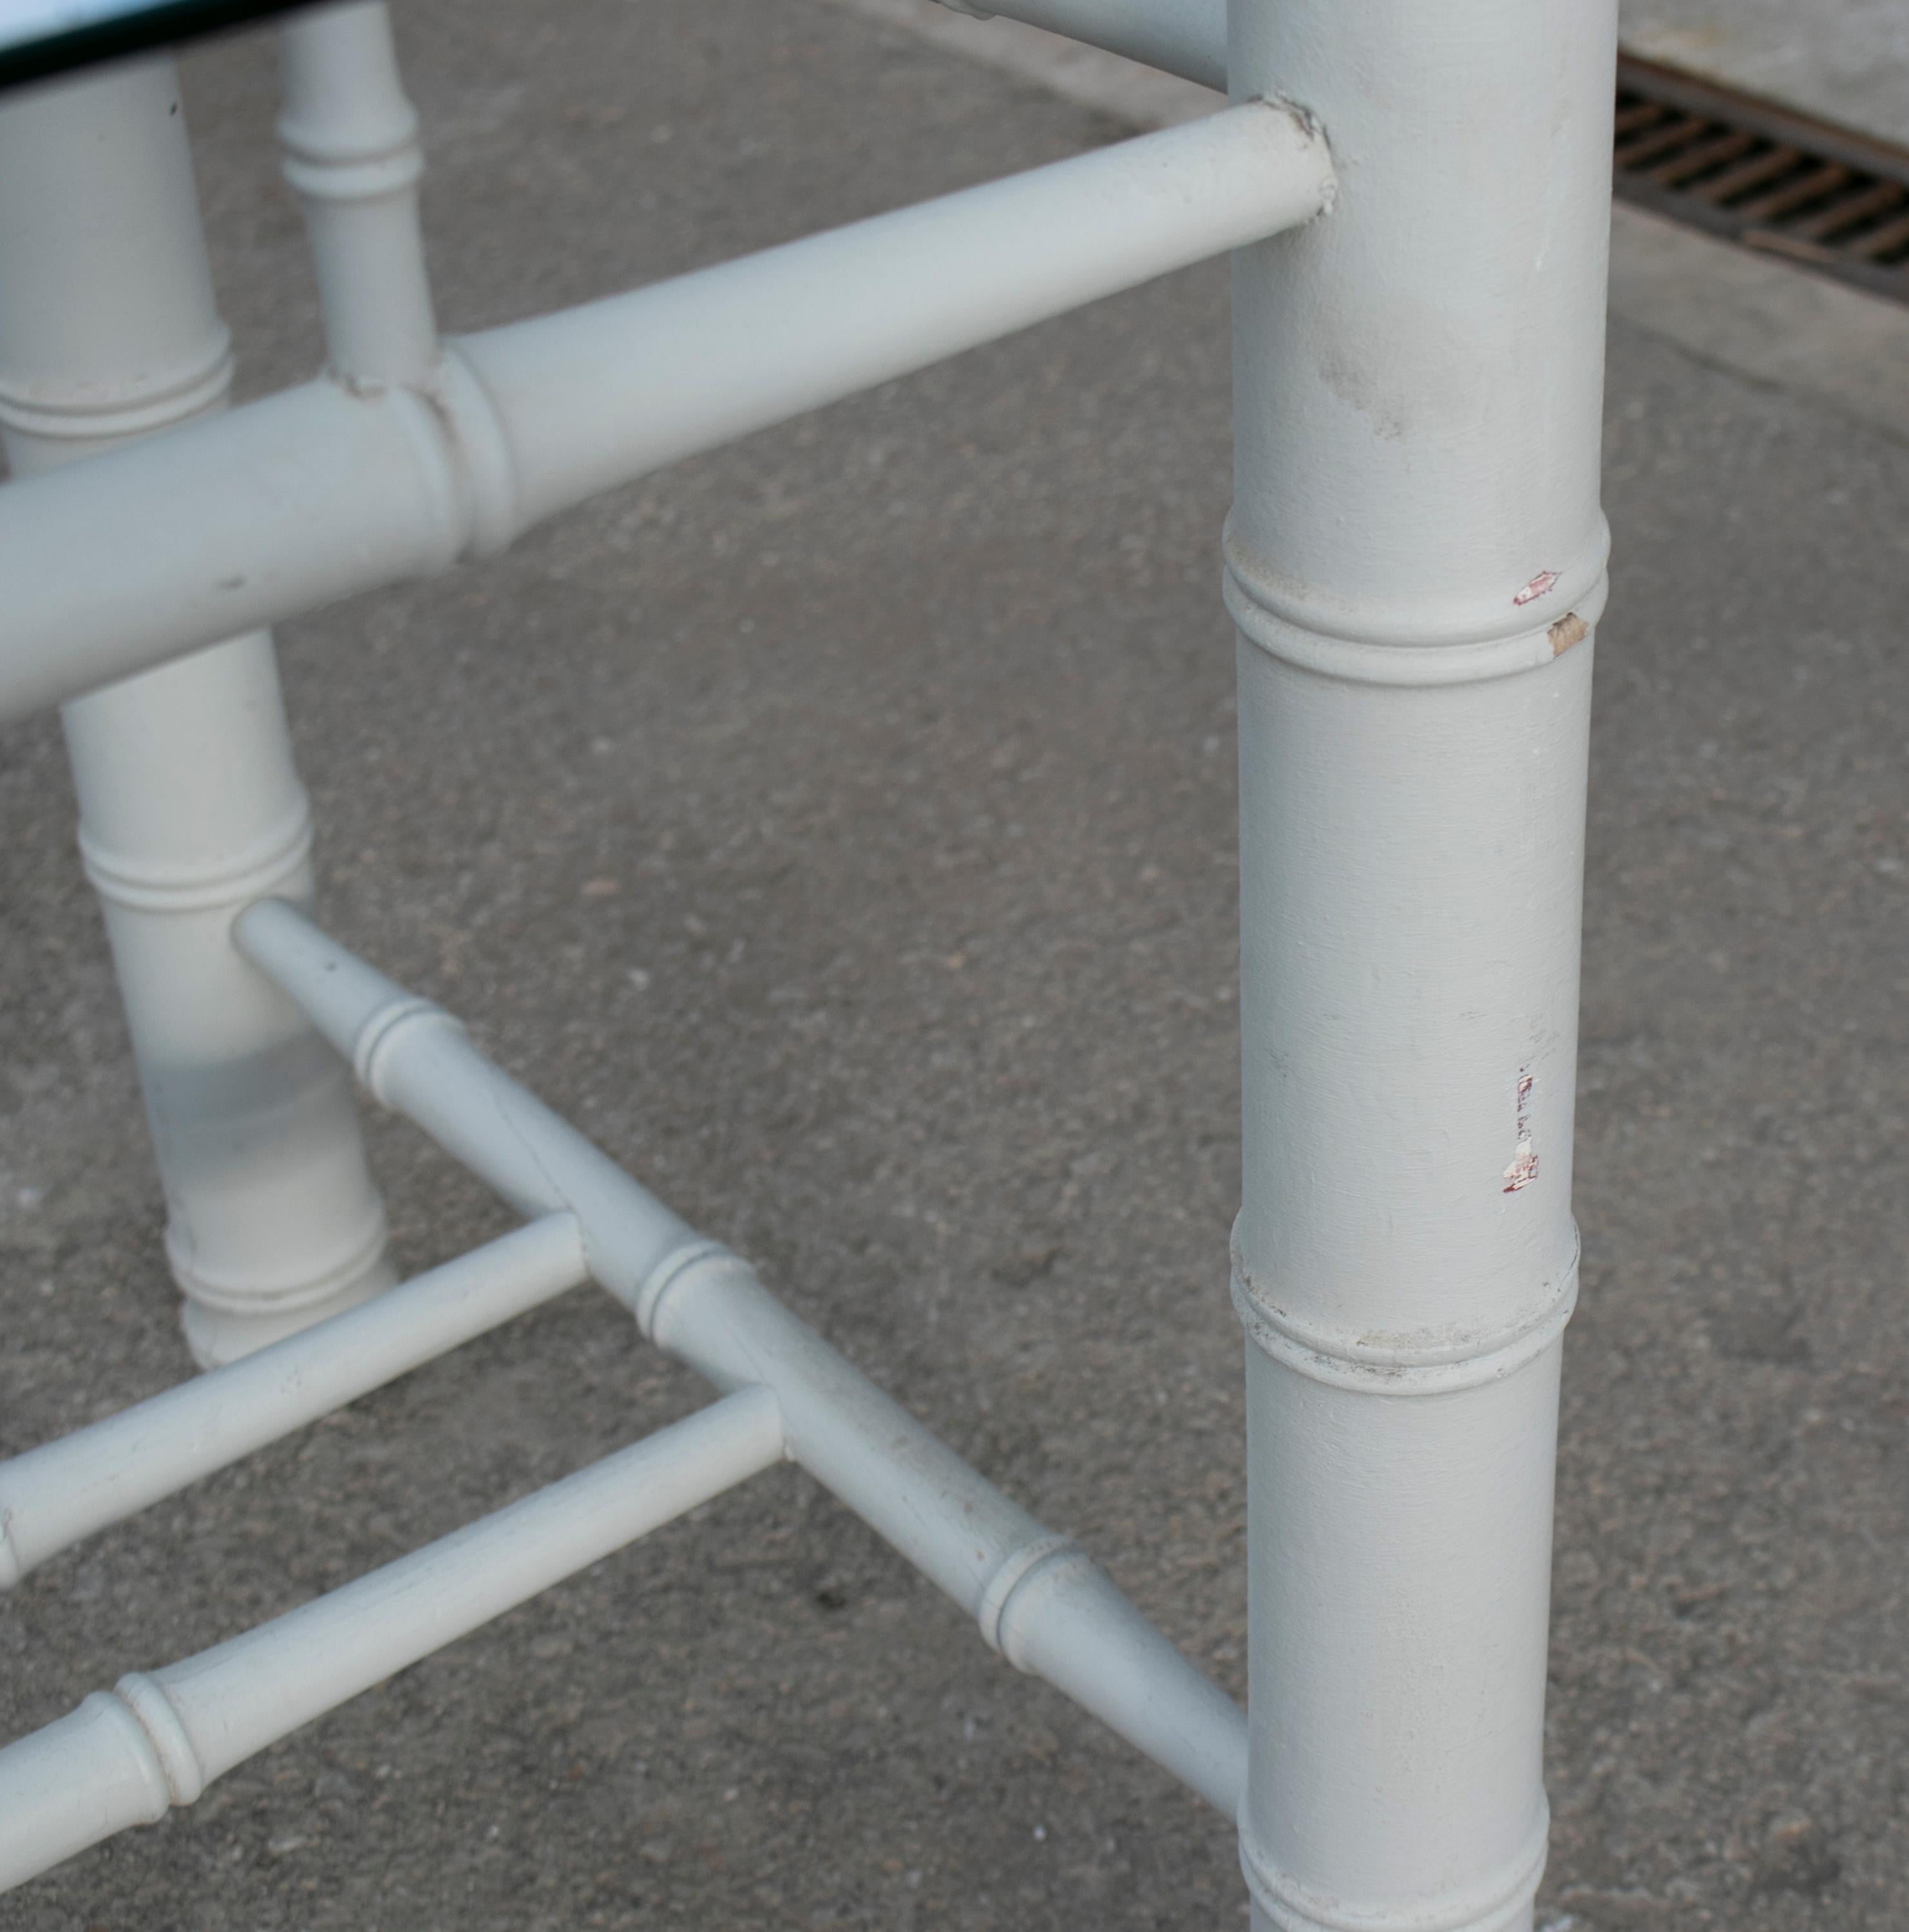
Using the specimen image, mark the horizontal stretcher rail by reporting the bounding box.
[234,897,1250,1819]
[0,1215,588,1587]
[0,1387,784,1895]
[0,100,1332,724]
[928,0,1226,92]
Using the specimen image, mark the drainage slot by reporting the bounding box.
[1615,53,1909,307]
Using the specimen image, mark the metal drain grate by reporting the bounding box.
[1615,53,1909,305]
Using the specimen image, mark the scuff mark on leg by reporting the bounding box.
[1503,1068,1539,1193]
[1548,612,1587,656]
[1514,570,1559,607]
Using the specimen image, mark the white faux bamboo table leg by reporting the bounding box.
[1226,2,1616,1927]
[0,59,394,1367]
[278,1,438,390]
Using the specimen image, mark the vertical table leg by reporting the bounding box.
[0,59,394,1367]
[277,2,438,392]
[1225,1,1617,1925]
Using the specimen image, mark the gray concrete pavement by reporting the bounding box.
[1,3,1905,1928]
[1622,0,1909,145]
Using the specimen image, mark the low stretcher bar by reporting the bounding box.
[0,1387,784,1894]
[0,1214,588,1587]
[234,895,1251,1819]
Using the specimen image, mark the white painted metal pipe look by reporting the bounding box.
[451,95,1324,531]
[0,375,468,721]
[235,904,702,1289]
[1225,0,1615,1926]
[636,1244,1249,1814]
[0,1388,784,1897]
[0,1216,587,1588]
[0,56,396,1364]
[0,99,1333,721]
[278,0,438,387]
[932,0,1226,91]
[235,899,1250,1817]
[0,1,1631,1910]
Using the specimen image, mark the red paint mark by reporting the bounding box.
[1514,571,1559,607]
[1503,1068,1539,1193]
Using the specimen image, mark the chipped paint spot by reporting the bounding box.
[1548,612,1588,656]
[1514,571,1559,607]
[1503,1068,1539,1193]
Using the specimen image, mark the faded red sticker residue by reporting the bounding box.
[1503,1069,1539,1193]
[1514,571,1559,607]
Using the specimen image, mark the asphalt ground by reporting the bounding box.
[1,2,1904,1927]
